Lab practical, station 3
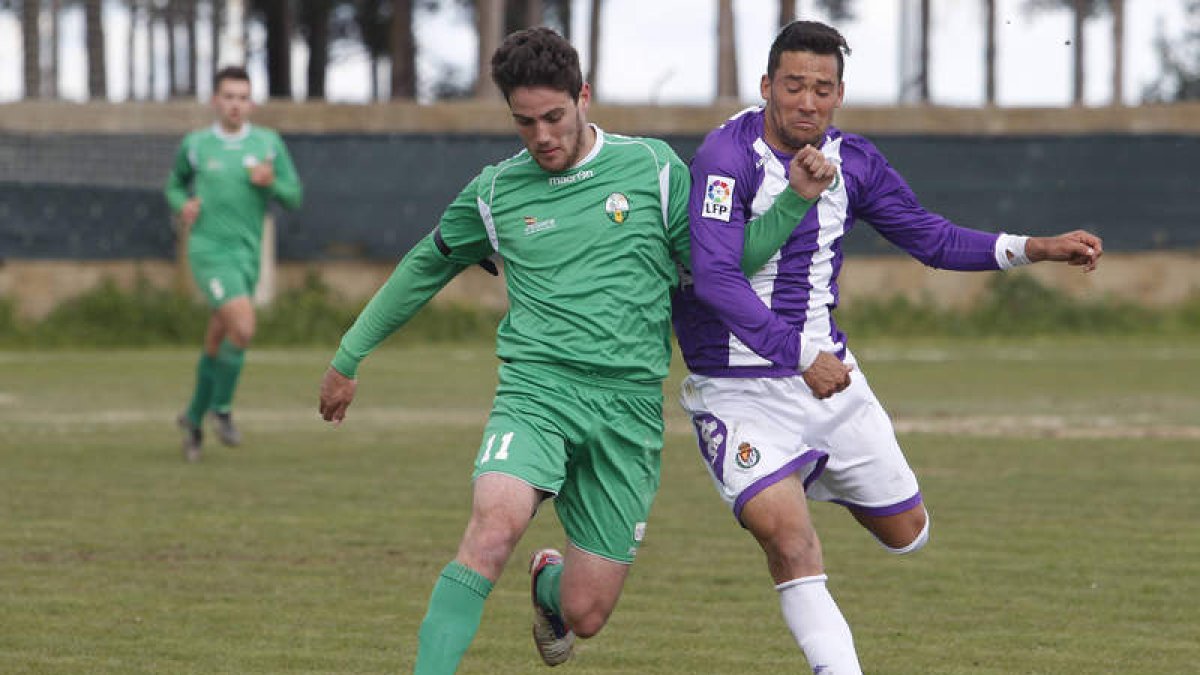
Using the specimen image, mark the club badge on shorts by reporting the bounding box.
[605,192,629,224]
[735,442,760,469]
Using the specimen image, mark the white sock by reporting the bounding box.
[776,574,863,675]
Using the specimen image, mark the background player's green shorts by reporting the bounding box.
[189,250,258,309]
[472,362,664,564]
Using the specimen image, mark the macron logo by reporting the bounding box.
[548,169,595,186]
[702,175,735,222]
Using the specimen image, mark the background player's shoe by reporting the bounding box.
[212,412,242,446]
[529,548,575,666]
[176,414,202,462]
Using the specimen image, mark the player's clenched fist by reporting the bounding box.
[319,366,357,424]
[1026,230,1104,272]
[788,145,838,201]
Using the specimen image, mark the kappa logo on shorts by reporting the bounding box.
[702,175,735,222]
[735,442,760,469]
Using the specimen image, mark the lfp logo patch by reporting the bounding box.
[703,175,735,222]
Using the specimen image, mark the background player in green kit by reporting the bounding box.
[166,66,303,462]
[317,28,833,673]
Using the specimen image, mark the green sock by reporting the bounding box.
[209,340,245,415]
[534,559,563,616]
[185,353,217,426]
[414,561,493,675]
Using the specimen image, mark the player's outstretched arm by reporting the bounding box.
[319,366,357,424]
[1025,230,1103,272]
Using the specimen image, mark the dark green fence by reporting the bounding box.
[3,131,1197,261]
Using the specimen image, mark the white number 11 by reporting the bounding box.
[480,431,515,463]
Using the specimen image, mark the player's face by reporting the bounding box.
[508,84,593,173]
[761,50,844,153]
[212,79,253,132]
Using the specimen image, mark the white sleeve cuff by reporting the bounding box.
[798,339,821,372]
[994,233,1031,270]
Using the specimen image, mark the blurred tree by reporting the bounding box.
[1144,0,1200,101]
[300,0,334,98]
[185,0,198,95]
[21,0,38,98]
[503,0,539,33]
[778,0,856,29]
[586,0,599,94]
[985,0,996,104]
[1110,0,1123,104]
[390,0,414,98]
[1025,0,1108,105]
[474,0,503,98]
[717,0,737,100]
[85,0,107,98]
[254,0,295,97]
[166,0,178,95]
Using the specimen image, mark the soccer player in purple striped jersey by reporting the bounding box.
[673,21,1102,674]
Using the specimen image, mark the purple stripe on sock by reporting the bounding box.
[733,449,829,524]
[832,492,924,517]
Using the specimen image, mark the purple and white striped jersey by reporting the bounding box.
[673,107,1003,378]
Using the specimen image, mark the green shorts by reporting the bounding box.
[472,362,664,563]
[189,252,258,309]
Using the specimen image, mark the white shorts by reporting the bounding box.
[679,361,922,523]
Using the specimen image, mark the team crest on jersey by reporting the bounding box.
[735,442,760,469]
[703,175,735,222]
[604,192,630,223]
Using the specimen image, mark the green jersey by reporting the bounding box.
[165,123,303,261]
[331,126,816,383]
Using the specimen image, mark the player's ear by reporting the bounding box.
[760,74,771,101]
[835,81,845,108]
[577,82,592,112]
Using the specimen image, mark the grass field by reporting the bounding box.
[2,337,1198,674]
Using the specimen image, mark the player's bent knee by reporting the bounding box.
[882,511,930,555]
[565,608,610,639]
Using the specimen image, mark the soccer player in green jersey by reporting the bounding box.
[317,28,833,673]
[166,66,303,462]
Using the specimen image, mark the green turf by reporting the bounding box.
[1,338,1197,674]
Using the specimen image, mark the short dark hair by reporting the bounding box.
[490,27,583,102]
[213,65,250,91]
[768,21,851,81]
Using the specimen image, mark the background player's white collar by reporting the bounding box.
[568,123,604,169]
[211,122,252,142]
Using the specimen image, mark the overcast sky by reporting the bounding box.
[0,0,1190,107]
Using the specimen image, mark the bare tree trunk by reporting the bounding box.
[166,0,178,96]
[586,0,600,95]
[475,0,504,99]
[186,0,198,95]
[1072,0,1084,105]
[1111,0,1124,105]
[389,0,415,99]
[984,0,996,105]
[147,0,157,98]
[127,0,138,99]
[85,0,108,99]
[779,0,794,28]
[525,0,543,27]
[263,0,293,98]
[22,0,40,98]
[48,0,60,98]
[917,0,929,102]
[305,0,332,99]
[717,0,738,100]
[211,0,223,81]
